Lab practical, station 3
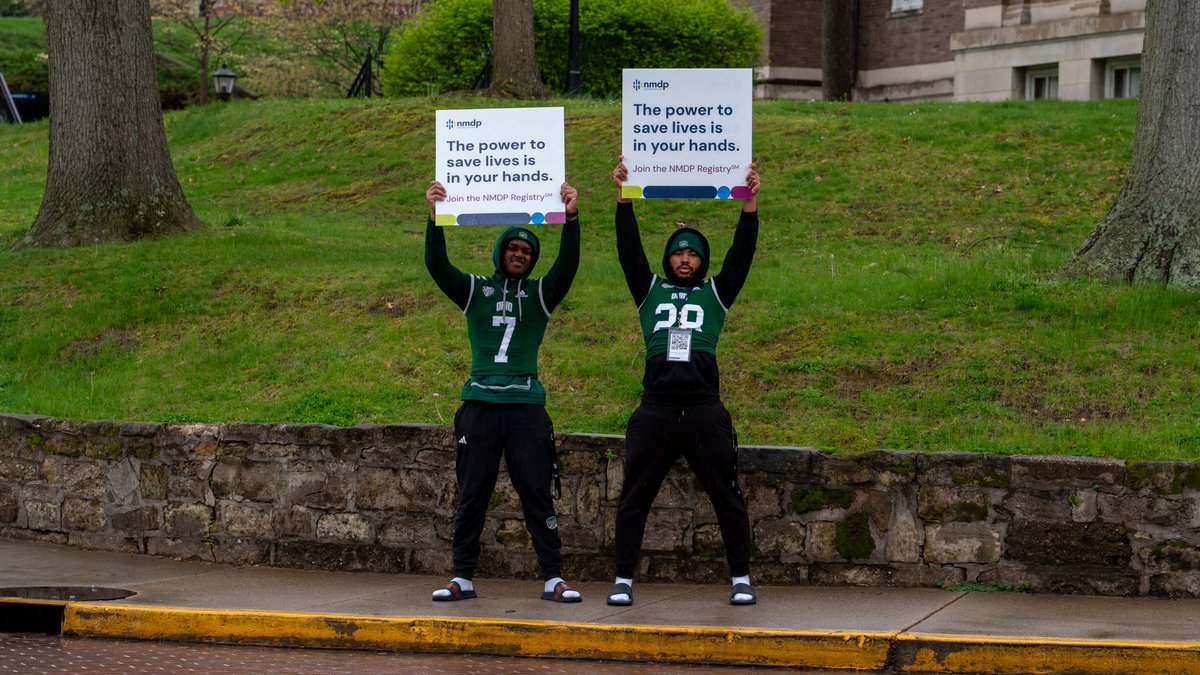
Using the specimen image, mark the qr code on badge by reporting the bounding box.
[669,332,690,352]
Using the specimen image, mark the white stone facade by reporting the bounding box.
[951,6,1145,101]
[749,0,1147,102]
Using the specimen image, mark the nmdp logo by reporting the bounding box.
[444,118,483,130]
[632,79,669,92]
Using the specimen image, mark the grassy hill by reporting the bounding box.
[3,96,1197,461]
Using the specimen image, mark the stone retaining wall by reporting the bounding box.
[2,413,1198,597]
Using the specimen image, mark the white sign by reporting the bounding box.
[622,68,753,200]
[435,107,566,226]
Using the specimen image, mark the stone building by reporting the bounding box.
[745,0,1145,102]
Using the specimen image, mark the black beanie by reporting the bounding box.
[662,227,710,283]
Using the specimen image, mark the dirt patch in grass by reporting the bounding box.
[829,357,943,402]
[323,178,396,205]
[1000,388,1133,424]
[61,328,140,363]
[367,295,436,318]
[220,149,262,163]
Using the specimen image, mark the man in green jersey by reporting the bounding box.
[607,158,760,607]
[424,179,582,603]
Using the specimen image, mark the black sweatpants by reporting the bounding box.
[613,399,751,579]
[451,400,562,581]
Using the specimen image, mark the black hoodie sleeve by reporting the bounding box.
[615,201,654,305]
[712,209,758,309]
[540,213,580,313]
[424,218,473,311]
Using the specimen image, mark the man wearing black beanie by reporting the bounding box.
[608,158,760,606]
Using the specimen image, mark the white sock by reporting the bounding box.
[731,575,753,602]
[432,576,473,599]
[544,577,580,600]
[609,576,634,603]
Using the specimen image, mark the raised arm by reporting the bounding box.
[423,180,473,310]
[713,164,760,308]
[613,157,653,304]
[541,182,581,312]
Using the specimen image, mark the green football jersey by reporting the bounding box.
[638,276,728,359]
[461,274,550,404]
[425,218,580,406]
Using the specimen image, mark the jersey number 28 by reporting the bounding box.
[652,303,703,332]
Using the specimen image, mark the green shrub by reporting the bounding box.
[538,0,763,97]
[0,48,47,90]
[381,0,493,97]
[0,1,41,17]
[381,0,762,98]
[157,60,200,110]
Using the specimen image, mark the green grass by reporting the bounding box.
[2,95,1198,462]
[0,16,44,51]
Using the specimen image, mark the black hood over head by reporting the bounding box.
[662,227,710,285]
[493,225,540,278]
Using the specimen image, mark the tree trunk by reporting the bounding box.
[199,13,211,106]
[1062,0,1200,288]
[15,0,201,250]
[821,0,858,101]
[490,0,547,98]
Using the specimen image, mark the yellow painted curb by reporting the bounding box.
[62,603,892,670]
[50,602,1200,673]
[0,598,67,608]
[891,633,1200,674]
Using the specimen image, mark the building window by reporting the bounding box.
[891,0,923,13]
[1025,67,1059,100]
[1106,60,1141,99]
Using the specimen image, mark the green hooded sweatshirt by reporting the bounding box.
[424,218,580,404]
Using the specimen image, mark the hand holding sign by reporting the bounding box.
[743,162,760,213]
[560,182,579,214]
[427,180,447,219]
[613,155,630,202]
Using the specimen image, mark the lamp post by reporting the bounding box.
[567,0,580,94]
[212,63,237,102]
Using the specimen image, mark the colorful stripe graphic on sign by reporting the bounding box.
[440,211,567,226]
[622,186,753,200]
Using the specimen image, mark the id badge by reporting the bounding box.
[667,328,693,362]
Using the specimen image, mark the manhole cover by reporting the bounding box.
[0,586,135,601]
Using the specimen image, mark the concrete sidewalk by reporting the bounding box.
[1,537,1198,673]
